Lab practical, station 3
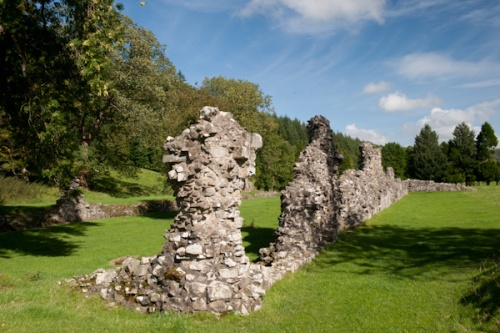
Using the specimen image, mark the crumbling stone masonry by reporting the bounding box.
[69,107,267,314]
[336,142,408,230]
[259,116,344,273]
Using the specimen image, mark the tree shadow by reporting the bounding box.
[460,250,500,326]
[241,224,276,261]
[313,225,500,279]
[0,221,99,258]
[309,224,500,327]
[89,174,159,198]
[137,210,178,220]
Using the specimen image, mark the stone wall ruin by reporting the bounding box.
[70,107,267,314]
[68,108,473,315]
[259,116,343,272]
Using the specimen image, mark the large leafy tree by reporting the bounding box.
[411,124,447,181]
[448,122,477,185]
[381,142,407,179]
[97,15,179,173]
[0,0,124,187]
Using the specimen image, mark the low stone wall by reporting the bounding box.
[44,196,177,225]
[405,179,473,192]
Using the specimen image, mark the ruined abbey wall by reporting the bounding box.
[70,107,267,314]
[68,109,473,315]
[259,116,342,274]
[337,143,408,230]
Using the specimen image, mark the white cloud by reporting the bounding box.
[379,91,441,112]
[362,81,391,94]
[406,99,500,142]
[393,53,500,80]
[345,123,388,145]
[239,0,387,34]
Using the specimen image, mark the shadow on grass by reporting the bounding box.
[242,224,276,261]
[0,221,99,258]
[314,225,500,278]
[0,205,52,216]
[139,210,178,220]
[460,250,500,327]
[89,174,159,198]
[311,224,500,328]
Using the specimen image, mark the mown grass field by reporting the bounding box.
[0,187,499,332]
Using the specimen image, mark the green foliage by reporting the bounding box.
[255,134,296,191]
[200,76,274,130]
[476,122,498,162]
[0,0,125,187]
[411,124,447,181]
[333,131,364,173]
[448,122,477,184]
[274,115,308,151]
[477,160,499,185]
[381,142,407,179]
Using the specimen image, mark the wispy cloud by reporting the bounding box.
[460,79,500,89]
[459,3,500,27]
[379,91,441,112]
[405,99,500,142]
[238,0,387,34]
[393,52,500,80]
[345,123,387,145]
[362,80,391,94]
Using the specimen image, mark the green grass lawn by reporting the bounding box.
[0,188,498,332]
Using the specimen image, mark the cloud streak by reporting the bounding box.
[379,91,441,112]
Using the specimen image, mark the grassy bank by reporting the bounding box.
[0,188,498,332]
[0,169,170,207]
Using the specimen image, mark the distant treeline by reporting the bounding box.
[381,123,499,185]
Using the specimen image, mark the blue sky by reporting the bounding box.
[121,0,500,147]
